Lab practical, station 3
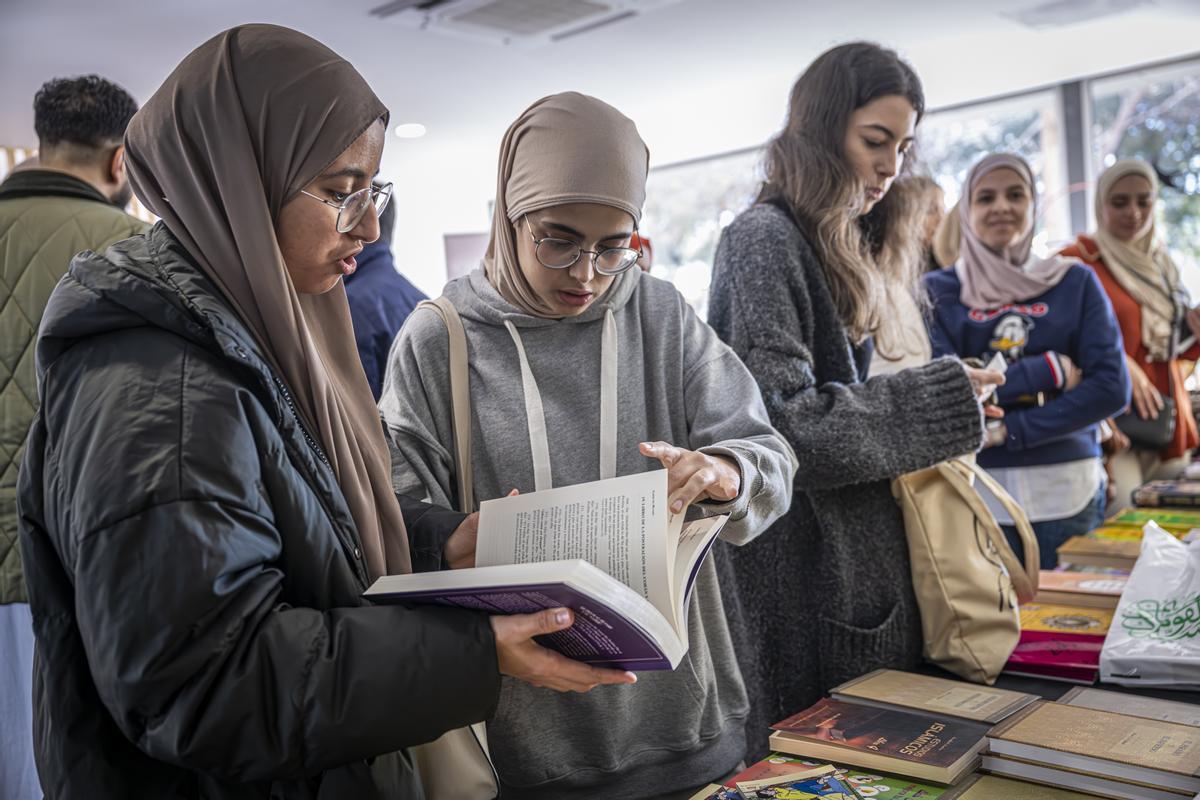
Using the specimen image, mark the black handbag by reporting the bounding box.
[1115,396,1176,450]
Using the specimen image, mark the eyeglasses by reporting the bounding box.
[300,182,393,234]
[523,215,642,276]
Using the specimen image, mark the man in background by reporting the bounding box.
[0,74,147,799]
[343,197,428,400]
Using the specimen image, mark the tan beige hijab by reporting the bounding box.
[483,91,649,318]
[1094,158,1183,362]
[125,24,411,577]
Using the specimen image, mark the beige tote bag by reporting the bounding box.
[408,297,498,799]
[892,454,1040,684]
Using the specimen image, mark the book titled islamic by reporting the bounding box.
[364,470,727,670]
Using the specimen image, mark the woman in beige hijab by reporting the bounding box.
[381,92,797,799]
[1062,158,1200,507]
[17,25,629,800]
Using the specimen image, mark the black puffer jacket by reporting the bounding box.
[17,223,500,798]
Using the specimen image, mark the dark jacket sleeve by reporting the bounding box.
[709,207,984,491]
[996,354,1063,404]
[1002,269,1131,450]
[399,492,467,572]
[53,340,499,782]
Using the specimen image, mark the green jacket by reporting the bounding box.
[0,169,148,604]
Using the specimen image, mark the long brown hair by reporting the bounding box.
[758,41,926,343]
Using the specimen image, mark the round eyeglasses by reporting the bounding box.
[524,215,642,276]
[300,182,393,234]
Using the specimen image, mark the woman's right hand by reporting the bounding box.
[491,608,637,693]
[964,366,1005,419]
[1056,353,1083,391]
[1127,356,1164,420]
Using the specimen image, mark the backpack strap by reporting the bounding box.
[416,298,474,514]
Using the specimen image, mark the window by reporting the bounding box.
[1090,59,1200,298]
[917,89,1073,256]
[640,147,763,318]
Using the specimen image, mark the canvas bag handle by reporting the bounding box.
[940,456,1040,603]
[416,298,474,514]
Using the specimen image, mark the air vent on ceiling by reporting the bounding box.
[1001,0,1153,29]
[369,0,681,46]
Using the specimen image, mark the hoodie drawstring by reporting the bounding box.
[504,309,618,491]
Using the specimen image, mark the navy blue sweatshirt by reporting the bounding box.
[924,264,1130,469]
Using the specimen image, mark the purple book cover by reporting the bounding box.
[370,581,674,670]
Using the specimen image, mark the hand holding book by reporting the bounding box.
[638,440,740,514]
[491,607,637,692]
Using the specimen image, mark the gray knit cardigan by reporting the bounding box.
[708,203,985,758]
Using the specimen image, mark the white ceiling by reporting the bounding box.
[4,0,1200,293]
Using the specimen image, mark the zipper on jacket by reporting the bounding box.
[269,373,331,468]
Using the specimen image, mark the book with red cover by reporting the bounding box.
[1003,631,1101,684]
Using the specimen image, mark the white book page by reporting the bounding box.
[475,470,674,619]
[668,515,727,639]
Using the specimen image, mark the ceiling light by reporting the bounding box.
[394,123,427,139]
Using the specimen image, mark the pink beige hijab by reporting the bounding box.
[955,153,1074,309]
[1094,158,1182,362]
[124,24,411,577]
[483,91,649,318]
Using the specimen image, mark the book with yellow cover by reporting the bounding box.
[1056,536,1140,571]
[1105,507,1200,533]
[829,669,1037,724]
[956,773,1103,800]
[987,701,1200,796]
[1019,602,1113,638]
[1035,571,1127,609]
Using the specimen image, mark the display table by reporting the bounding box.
[915,661,1200,706]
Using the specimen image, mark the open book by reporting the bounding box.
[364,470,727,670]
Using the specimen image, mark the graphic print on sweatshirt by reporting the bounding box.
[988,313,1036,360]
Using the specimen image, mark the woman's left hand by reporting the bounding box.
[638,441,741,514]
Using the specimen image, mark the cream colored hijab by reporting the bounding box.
[125,24,411,578]
[483,91,650,318]
[955,153,1075,309]
[1094,158,1183,362]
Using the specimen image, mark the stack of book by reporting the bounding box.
[1035,570,1127,609]
[1003,602,1113,684]
[1133,479,1200,508]
[761,671,1042,790]
[1056,535,1140,572]
[1103,507,1200,536]
[984,700,1200,799]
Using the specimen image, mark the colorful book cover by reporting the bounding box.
[1019,603,1112,639]
[729,754,967,799]
[1004,631,1101,683]
[736,767,864,799]
[771,699,990,770]
[1105,507,1200,532]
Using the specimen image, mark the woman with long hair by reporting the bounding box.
[1061,158,1200,507]
[925,153,1130,566]
[707,42,999,756]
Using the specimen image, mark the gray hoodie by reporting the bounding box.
[380,266,796,798]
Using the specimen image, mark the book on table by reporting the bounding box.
[1001,602,1112,684]
[985,700,1200,798]
[768,698,989,786]
[954,773,1103,799]
[981,754,1192,800]
[1105,506,1200,534]
[828,669,1037,724]
[1133,479,1200,508]
[1057,686,1200,726]
[727,752,979,798]
[1035,570,1127,609]
[364,470,727,670]
[1056,535,1140,571]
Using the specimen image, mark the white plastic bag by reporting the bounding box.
[1100,521,1200,689]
